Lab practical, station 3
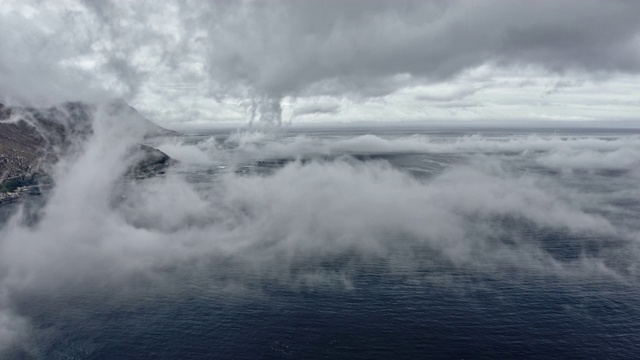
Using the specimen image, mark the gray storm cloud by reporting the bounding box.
[196,0,640,98]
[1,0,640,123]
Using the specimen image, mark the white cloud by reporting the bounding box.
[1,109,640,348]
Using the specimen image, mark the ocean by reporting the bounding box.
[1,126,640,359]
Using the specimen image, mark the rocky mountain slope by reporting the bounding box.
[0,101,176,204]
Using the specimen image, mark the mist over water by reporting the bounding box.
[1,117,640,358]
[3,0,640,358]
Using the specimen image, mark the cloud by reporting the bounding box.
[0,2,105,105]
[414,84,486,102]
[205,132,640,163]
[292,102,341,117]
[543,79,585,96]
[1,0,640,124]
[197,0,640,98]
[537,147,640,171]
[2,114,640,349]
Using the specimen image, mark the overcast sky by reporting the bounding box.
[1,0,640,128]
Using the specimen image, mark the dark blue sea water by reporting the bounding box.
[2,127,640,359]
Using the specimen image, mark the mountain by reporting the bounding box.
[100,99,179,138]
[0,101,177,204]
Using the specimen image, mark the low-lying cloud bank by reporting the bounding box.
[1,117,639,350]
[160,131,640,172]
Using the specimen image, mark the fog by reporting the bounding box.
[1,109,639,350]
